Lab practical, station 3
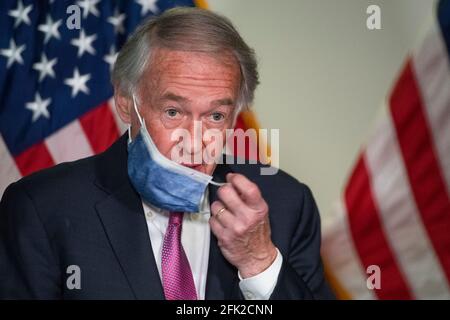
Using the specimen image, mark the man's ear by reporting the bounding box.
[114,90,132,124]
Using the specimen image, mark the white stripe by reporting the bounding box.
[45,120,94,163]
[365,106,450,299]
[412,20,450,196]
[0,135,21,196]
[322,200,376,300]
[108,98,128,134]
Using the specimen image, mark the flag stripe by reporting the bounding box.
[345,155,413,299]
[413,21,450,197]
[0,135,21,195]
[79,102,120,154]
[230,116,259,161]
[45,120,94,164]
[14,141,55,177]
[322,200,375,299]
[365,107,450,298]
[389,60,450,284]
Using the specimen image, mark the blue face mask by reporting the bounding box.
[127,94,224,213]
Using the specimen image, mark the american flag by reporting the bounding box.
[322,0,450,299]
[0,0,206,196]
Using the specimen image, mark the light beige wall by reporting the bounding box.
[208,0,435,219]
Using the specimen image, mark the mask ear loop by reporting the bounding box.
[209,180,225,187]
[128,93,144,142]
[127,124,133,143]
[128,94,145,143]
[132,94,144,126]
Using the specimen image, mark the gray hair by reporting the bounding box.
[111,7,259,112]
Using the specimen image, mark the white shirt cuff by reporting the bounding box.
[238,248,283,300]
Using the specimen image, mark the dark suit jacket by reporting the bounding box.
[0,134,334,299]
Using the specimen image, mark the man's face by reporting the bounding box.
[129,48,241,176]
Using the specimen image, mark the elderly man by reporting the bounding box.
[0,8,333,300]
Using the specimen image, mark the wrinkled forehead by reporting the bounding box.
[140,48,241,92]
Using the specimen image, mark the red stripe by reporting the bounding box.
[79,102,120,154]
[232,114,258,161]
[390,59,450,283]
[345,155,413,299]
[14,142,55,177]
[235,114,246,130]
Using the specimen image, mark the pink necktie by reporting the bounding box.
[161,212,198,300]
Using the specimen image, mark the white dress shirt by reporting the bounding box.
[142,189,283,300]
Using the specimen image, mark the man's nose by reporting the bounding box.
[182,120,203,155]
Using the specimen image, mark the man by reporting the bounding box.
[0,7,333,300]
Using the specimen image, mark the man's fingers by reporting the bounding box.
[210,200,234,228]
[210,200,252,241]
[209,212,225,239]
[216,183,246,215]
[226,173,263,208]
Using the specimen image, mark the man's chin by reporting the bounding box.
[194,164,217,176]
[187,164,204,172]
[180,163,207,174]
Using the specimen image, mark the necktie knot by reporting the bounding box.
[168,211,183,226]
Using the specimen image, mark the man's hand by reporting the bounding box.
[209,173,278,278]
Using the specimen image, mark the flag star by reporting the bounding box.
[0,39,26,68]
[33,53,57,82]
[107,9,126,34]
[64,68,91,97]
[38,15,62,44]
[136,0,159,16]
[8,0,33,28]
[77,0,100,18]
[104,46,117,70]
[70,29,97,57]
[26,93,51,122]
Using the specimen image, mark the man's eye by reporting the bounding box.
[210,112,225,122]
[165,108,179,118]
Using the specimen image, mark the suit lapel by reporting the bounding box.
[95,183,165,300]
[205,162,242,300]
[94,135,164,300]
